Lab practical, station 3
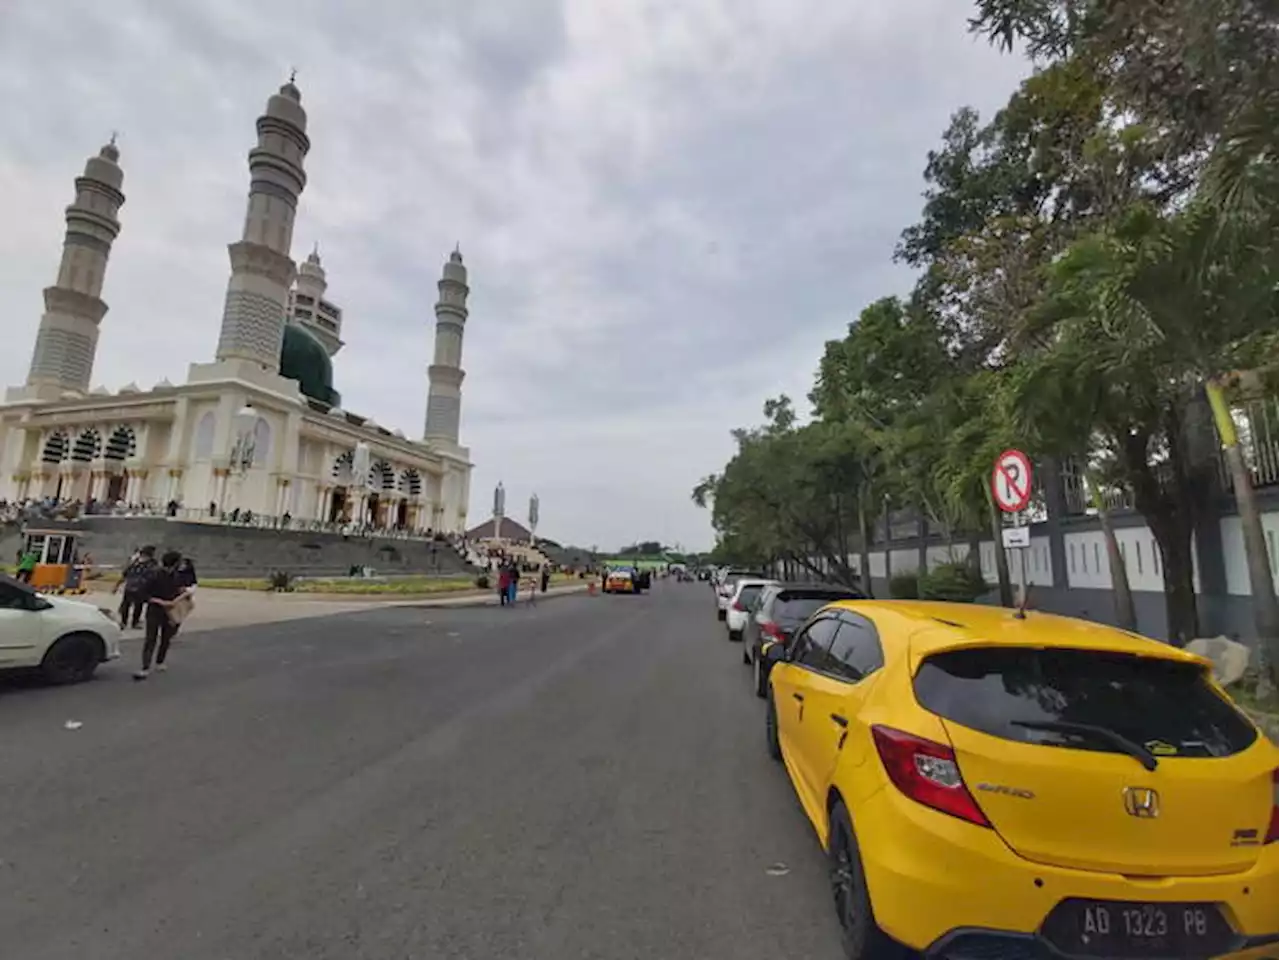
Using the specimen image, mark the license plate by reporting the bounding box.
[1042,899,1233,958]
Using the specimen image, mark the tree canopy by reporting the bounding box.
[694,0,1277,652]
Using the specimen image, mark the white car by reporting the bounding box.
[0,575,123,684]
[724,578,777,641]
[714,569,759,620]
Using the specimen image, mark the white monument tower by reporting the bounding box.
[528,492,540,545]
[423,247,469,445]
[493,481,506,521]
[11,138,125,402]
[211,76,310,374]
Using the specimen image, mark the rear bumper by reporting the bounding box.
[725,611,748,632]
[853,786,1279,952]
[924,927,1278,960]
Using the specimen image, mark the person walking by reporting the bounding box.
[113,546,156,629]
[133,549,185,680]
[507,562,520,606]
[540,566,550,594]
[15,547,38,583]
[497,564,512,606]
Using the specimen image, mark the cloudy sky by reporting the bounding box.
[0,1,1029,551]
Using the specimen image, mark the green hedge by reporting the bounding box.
[888,573,920,599]
[887,562,989,603]
[918,561,989,603]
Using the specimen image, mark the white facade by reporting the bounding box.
[0,80,474,535]
[0,384,471,534]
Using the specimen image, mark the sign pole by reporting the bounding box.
[1014,508,1027,616]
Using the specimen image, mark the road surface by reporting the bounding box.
[0,580,844,959]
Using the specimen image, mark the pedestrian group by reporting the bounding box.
[112,545,199,680]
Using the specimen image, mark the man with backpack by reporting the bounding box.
[113,545,156,629]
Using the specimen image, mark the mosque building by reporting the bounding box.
[0,79,474,534]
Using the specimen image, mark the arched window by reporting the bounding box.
[399,468,423,497]
[41,431,69,464]
[253,418,272,464]
[331,450,355,486]
[371,460,395,492]
[105,426,136,461]
[192,412,215,461]
[71,429,102,463]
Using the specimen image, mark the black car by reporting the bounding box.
[742,582,865,697]
[635,568,652,591]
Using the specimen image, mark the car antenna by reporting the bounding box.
[1014,584,1031,620]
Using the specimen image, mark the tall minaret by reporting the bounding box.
[20,139,125,399]
[288,244,344,356]
[423,247,470,444]
[213,77,310,370]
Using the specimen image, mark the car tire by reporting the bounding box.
[716,609,726,621]
[827,803,906,960]
[741,644,751,666]
[40,632,102,685]
[728,629,742,643]
[754,656,767,699]
[765,689,782,762]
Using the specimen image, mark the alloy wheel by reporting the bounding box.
[830,823,861,941]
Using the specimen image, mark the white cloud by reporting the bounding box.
[0,0,1029,550]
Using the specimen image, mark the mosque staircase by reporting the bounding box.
[1,516,477,580]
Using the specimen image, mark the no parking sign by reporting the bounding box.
[991,449,1033,514]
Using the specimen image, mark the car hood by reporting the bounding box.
[39,593,110,616]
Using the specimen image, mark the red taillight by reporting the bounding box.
[1265,769,1278,845]
[732,600,746,611]
[761,621,785,643]
[871,725,990,827]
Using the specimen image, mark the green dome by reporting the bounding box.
[280,322,341,406]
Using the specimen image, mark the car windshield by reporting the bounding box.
[773,593,852,627]
[913,646,1257,759]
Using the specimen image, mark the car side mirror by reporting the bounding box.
[763,642,789,665]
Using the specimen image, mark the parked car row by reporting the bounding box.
[709,568,1279,960]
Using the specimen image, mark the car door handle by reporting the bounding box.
[792,692,804,703]
[830,713,848,727]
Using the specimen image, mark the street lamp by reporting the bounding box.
[231,404,258,473]
[352,441,371,526]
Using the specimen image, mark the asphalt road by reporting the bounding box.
[0,580,844,959]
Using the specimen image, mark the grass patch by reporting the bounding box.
[199,572,582,596]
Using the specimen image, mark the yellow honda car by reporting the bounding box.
[761,600,1278,960]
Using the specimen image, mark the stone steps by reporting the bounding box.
[1,516,475,580]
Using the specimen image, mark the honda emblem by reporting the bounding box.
[1123,787,1160,818]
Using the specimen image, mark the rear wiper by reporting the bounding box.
[1011,719,1158,771]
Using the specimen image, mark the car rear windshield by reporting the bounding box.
[737,584,766,607]
[773,593,856,626]
[914,647,1256,759]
